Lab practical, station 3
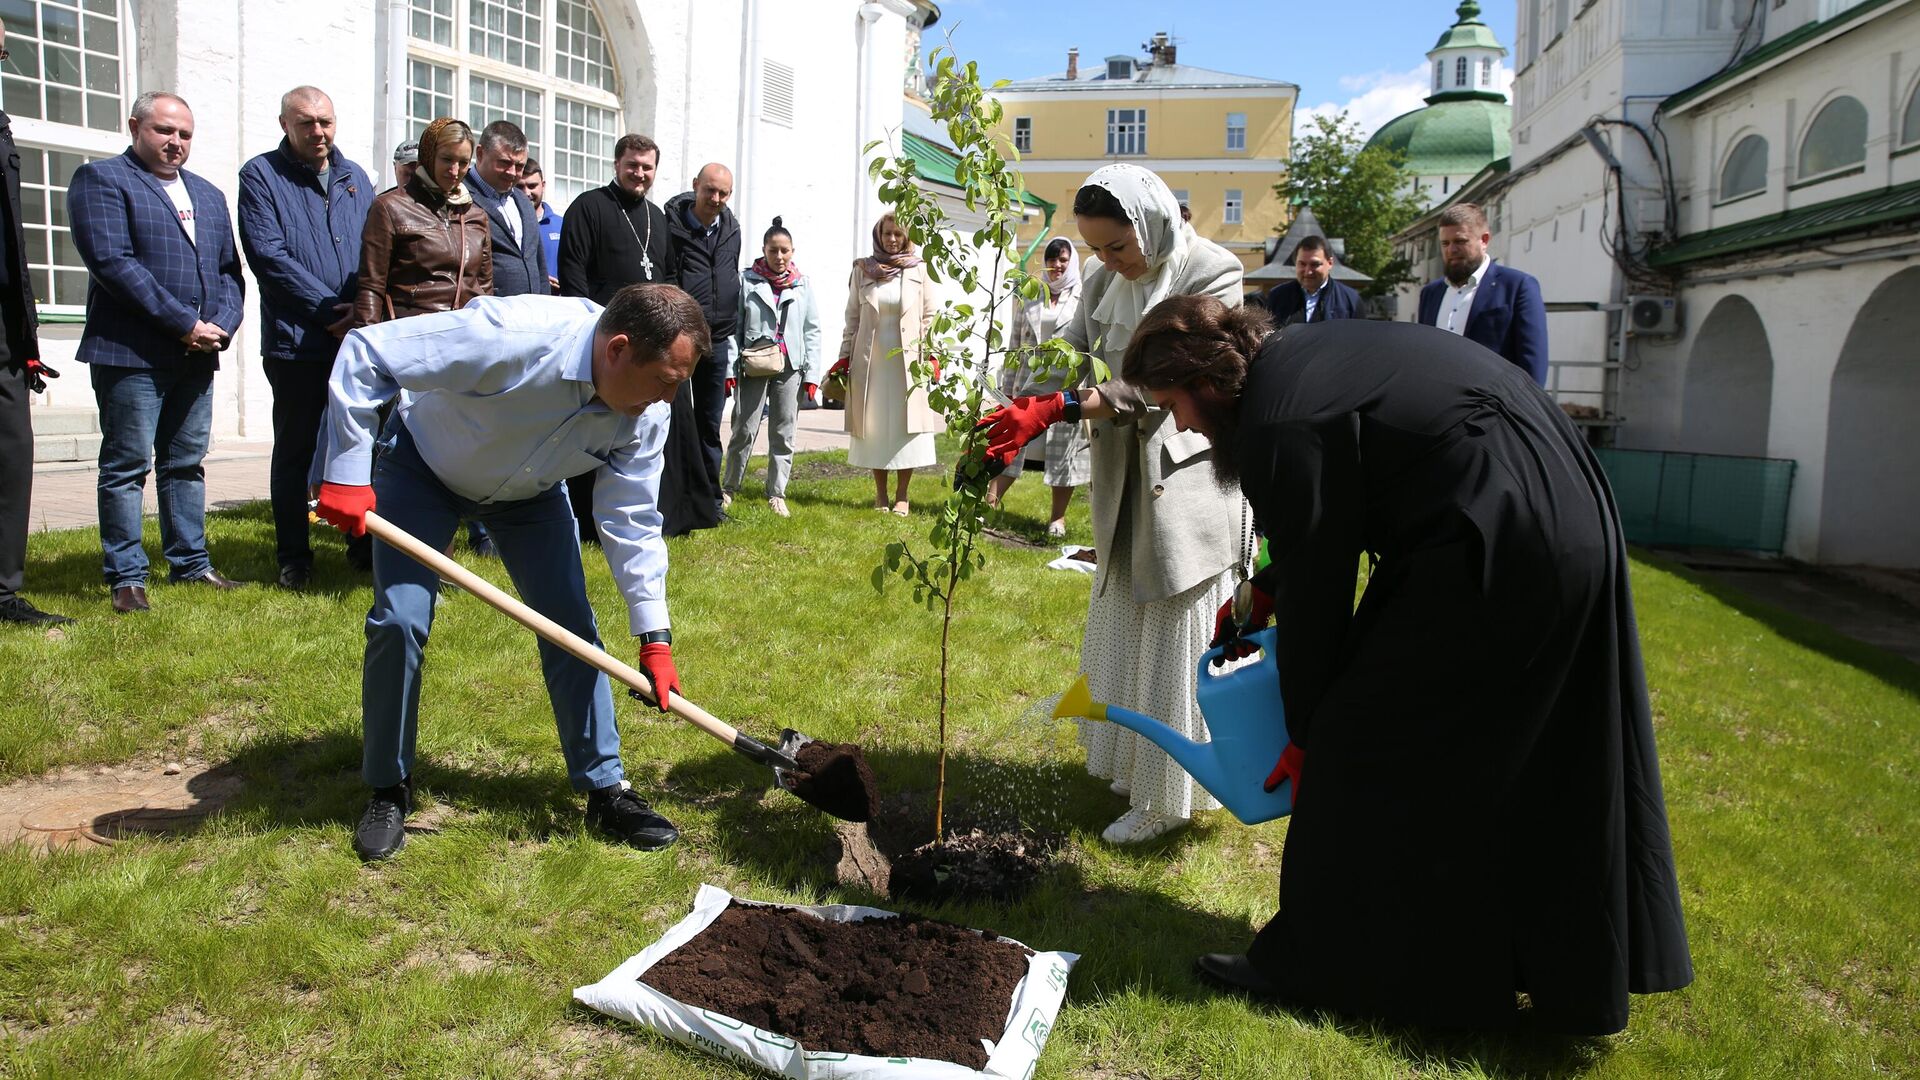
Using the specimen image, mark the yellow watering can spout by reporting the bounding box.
[1053,676,1106,722]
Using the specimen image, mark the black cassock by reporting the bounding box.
[1235,320,1691,1035]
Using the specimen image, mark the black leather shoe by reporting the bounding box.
[0,596,74,626]
[1194,953,1284,998]
[277,563,312,591]
[469,535,496,559]
[585,783,679,851]
[353,779,413,862]
[110,585,150,613]
[175,568,244,589]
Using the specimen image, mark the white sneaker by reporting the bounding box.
[1101,806,1187,845]
[768,496,790,518]
[1109,778,1132,796]
[720,491,733,510]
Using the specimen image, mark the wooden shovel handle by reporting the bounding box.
[362,510,745,749]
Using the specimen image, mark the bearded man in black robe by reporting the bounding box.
[1122,295,1693,1035]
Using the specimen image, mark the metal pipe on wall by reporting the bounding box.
[382,0,409,189]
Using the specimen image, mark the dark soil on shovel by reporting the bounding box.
[785,740,879,823]
[643,901,1033,1069]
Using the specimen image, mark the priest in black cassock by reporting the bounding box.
[1120,295,1692,1035]
[557,133,720,538]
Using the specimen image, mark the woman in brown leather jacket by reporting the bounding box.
[353,116,491,324]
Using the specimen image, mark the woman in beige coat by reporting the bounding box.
[834,215,941,514]
[981,164,1252,844]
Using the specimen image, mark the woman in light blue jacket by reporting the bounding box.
[723,217,822,518]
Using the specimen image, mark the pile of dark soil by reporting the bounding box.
[888,829,1055,904]
[784,740,879,823]
[853,792,1064,904]
[643,901,1033,1069]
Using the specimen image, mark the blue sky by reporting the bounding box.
[927,0,1518,138]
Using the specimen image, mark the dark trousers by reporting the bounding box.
[0,340,30,601]
[689,348,727,491]
[263,356,330,570]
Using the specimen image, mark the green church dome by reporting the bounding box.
[1365,96,1512,176]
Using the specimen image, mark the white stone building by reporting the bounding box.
[1393,0,1920,567]
[12,0,937,446]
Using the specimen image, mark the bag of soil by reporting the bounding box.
[575,883,1079,1078]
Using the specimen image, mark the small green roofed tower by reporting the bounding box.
[1365,0,1511,208]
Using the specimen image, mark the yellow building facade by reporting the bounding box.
[988,38,1298,273]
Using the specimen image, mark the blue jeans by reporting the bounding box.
[362,424,623,792]
[90,362,216,588]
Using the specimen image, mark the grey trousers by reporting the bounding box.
[723,366,803,498]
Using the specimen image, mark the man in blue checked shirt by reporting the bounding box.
[313,284,703,862]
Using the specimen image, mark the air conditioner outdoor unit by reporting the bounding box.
[1627,294,1681,337]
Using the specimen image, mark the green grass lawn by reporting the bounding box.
[2,448,1917,1078]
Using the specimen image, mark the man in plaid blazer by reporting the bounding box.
[69,91,246,614]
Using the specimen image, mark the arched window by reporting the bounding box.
[1902,79,1920,148]
[1455,56,1468,87]
[1719,134,1768,202]
[0,0,131,314]
[1798,95,1868,180]
[1480,57,1492,87]
[407,0,623,207]
[1433,61,1443,93]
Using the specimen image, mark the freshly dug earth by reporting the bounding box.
[784,740,879,822]
[888,830,1055,904]
[644,901,1033,1069]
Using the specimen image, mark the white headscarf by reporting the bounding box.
[1040,235,1082,301]
[1081,163,1193,355]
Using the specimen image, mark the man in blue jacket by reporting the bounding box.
[237,85,375,591]
[1265,236,1363,325]
[69,91,246,614]
[517,159,562,294]
[1417,203,1549,385]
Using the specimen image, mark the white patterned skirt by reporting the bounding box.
[1077,522,1235,818]
[1000,420,1092,488]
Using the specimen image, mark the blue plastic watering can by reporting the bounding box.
[1053,625,1294,825]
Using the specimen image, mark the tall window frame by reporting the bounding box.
[1455,56,1468,87]
[406,0,622,207]
[0,0,134,315]
[1223,188,1243,225]
[1718,133,1768,203]
[1106,108,1147,156]
[1013,116,1031,153]
[1225,111,1246,152]
[1900,77,1920,150]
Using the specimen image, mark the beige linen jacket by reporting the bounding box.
[1063,237,1250,603]
[838,262,943,438]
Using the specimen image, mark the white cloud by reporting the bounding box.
[1298,63,1516,142]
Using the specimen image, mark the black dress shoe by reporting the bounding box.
[277,563,312,590]
[345,533,374,571]
[110,585,150,614]
[585,782,679,851]
[175,568,244,589]
[1194,953,1284,998]
[353,779,413,862]
[0,596,74,626]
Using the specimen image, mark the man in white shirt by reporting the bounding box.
[1416,202,1549,385]
[314,285,704,862]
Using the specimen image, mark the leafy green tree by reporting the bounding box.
[866,48,1097,845]
[1275,113,1426,291]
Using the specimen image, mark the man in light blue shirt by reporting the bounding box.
[313,285,706,862]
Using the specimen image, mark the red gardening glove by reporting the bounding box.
[1264,742,1304,797]
[804,382,819,404]
[22,358,57,394]
[1209,578,1275,664]
[976,392,1066,468]
[725,377,735,396]
[931,355,942,381]
[636,641,679,713]
[828,357,849,379]
[315,482,376,538]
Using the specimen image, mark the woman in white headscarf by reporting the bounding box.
[982,164,1252,844]
[988,235,1089,536]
